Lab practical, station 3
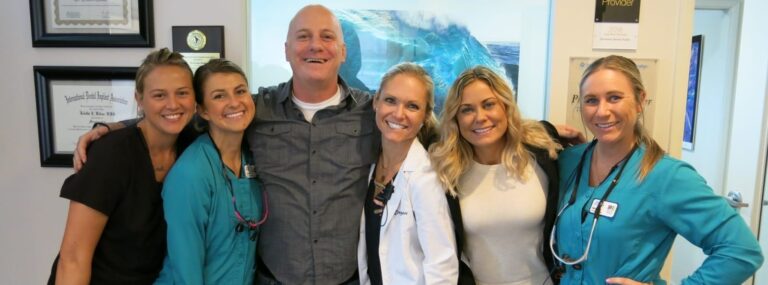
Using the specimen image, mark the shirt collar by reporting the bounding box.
[276,76,354,105]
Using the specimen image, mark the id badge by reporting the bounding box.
[589,199,618,218]
[243,164,257,178]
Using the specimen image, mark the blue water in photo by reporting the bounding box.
[336,9,520,114]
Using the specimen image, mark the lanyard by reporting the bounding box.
[549,140,637,265]
[210,134,269,240]
[571,141,637,223]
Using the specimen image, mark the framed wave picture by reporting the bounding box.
[683,35,703,150]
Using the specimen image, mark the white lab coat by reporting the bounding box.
[357,139,458,285]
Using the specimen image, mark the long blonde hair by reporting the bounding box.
[429,66,561,196]
[579,55,663,180]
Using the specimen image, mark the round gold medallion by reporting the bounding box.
[186,30,207,51]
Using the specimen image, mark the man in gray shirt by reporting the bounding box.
[249,5,377,284]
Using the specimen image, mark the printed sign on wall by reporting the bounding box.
[593,0,641,50]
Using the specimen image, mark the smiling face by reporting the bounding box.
[374,74,428,145]
[456,80,509,159]
[284,5,346,86]
[136,65,195,138]
[198,72,255,135]
[580,68,642,149]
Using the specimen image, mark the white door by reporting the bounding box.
[752,65,768,284]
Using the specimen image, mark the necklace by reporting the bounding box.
[376,151,406,182]
[374,180,387,193]
[375,166,394,196]
[373,152,404,208]
[376,159,401,185]
[372,180,387,215]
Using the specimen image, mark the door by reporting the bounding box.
[752,66,768,285]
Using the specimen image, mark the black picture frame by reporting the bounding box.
[172,25,226,72]
[34,66,138,167]
[29,0,154,47]
[683,35,704,150]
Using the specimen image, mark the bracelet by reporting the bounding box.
[92,122,111,132]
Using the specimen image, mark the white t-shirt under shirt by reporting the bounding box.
[291,86,342,122]
[458,160,552,285]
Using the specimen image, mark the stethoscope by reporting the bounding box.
[549,140,637,265]
[210,134,269,241]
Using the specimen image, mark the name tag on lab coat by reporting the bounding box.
[589,199,618,218]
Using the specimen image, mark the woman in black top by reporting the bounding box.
[49,48,196,284]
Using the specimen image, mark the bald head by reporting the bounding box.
[287,5,345,43]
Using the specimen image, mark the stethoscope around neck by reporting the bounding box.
[549,140,638,265]
[209,133,269,240]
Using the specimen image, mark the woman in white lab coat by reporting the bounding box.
[357,62,458,285]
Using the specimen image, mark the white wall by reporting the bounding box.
[0,1,246,283]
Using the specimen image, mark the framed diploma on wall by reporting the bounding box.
[34,66,138,167]
[29,0,154,47]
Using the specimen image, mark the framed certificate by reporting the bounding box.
[29,0,154,47]
[34,66,138,167]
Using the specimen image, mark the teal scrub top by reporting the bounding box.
[155,134,263,285]
[554,143,762,284]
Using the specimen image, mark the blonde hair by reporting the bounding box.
[375,62,438,145]
[134,48,192,94]
[429,66,561,196]
[579,55,663,180]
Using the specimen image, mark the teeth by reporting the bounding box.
[225,111,244,118]
[304,58,327,63]
[596,122,615,128]
[387,121,406,129]
[163,114,181,120]
[473,126,492,134]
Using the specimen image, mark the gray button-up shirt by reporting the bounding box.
[249,78,379,285]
